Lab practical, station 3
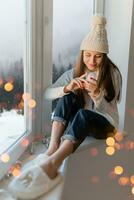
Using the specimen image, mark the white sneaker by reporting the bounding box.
[9,165,62,200]
[0,189,16,200]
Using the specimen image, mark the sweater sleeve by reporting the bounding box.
[44,69,74,100]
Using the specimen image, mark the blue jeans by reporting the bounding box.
[51,92,115,150]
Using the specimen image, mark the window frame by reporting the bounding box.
[94,0,105,14]
[0,0,33,180]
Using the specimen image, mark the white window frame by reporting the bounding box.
[94,0,105,14]
[0,0,104,180]
[0,0,38,180]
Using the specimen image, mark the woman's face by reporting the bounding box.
[83,50,103,71]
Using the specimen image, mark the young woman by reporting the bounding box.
[9,14,122,200]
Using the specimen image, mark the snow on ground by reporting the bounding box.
[0,110,25,153]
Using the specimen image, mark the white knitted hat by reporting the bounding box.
[80,14,109,54]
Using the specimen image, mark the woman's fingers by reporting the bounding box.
[73,78,84,89]
[84,82,97,92]
[69,73,97,91]
[79,73,87,79]
[78,78,87,84]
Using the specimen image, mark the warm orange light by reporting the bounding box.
[130,175,134,185]
[18,100,24,109]
[125,141,134,150]
[0,153,10,163]
[118,176,129,186]
[4,82,14,92]
[131,187,134,195]
[114,131,123,142]
[21,138,29,147]
[114,166,124,175]
[0,78,3,86]
[106,137,115,146]
[106,146,115,155]
[114,143,121,150]
[22,93,31,101]
[12,168,21,177]
[28,99,36,108]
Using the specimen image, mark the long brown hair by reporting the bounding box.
[73,51,122,104]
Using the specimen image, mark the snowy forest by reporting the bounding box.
[0,58,73,114]
[0,59,23,113]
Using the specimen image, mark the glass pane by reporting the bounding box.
[52,0,93,83]
[0,0,25,153]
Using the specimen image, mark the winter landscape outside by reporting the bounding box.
[52,0,93,108]
[52,0,93,81]
[0,0,25,153]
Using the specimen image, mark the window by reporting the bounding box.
[0,0,30,180]
[0,0,25,154]
[52,0,94,82]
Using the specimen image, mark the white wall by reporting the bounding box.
[124,3,134,134]
[104,0,134,131]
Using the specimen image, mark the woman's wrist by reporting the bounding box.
[63,85,71,93]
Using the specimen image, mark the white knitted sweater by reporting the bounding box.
[44,68,121,128]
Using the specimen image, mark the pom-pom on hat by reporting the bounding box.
[80,14,109,54]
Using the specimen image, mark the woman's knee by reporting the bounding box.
[76,108,87,116]
[75,109,95,122]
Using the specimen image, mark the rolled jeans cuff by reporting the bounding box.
[51,116,67,126]
[61,135,79,144]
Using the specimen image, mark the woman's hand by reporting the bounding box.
[64,73,87,93]
[83,78,100,97]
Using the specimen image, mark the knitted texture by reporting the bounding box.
[80,14,109,53]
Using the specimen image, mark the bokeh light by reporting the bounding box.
[90,147,98,156]
[28,99,36,108]
[114,131,123,142]
[12,168,21,177]
[21,138,29,147]
[106,146,115,155]
[131,187,134,195]
[114,143,124,150]
[125,141,134,150]
[114,143,121,150]
[106,137,115,146]
[0,153,10,163]
[109,170,117,180]
[114,166,124,175]
[18,100,24,109]
[118,176,129,186]
[0,78,3,86]
[130,175,134,185]
[4,82,14,92]
[22,93,31,101]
